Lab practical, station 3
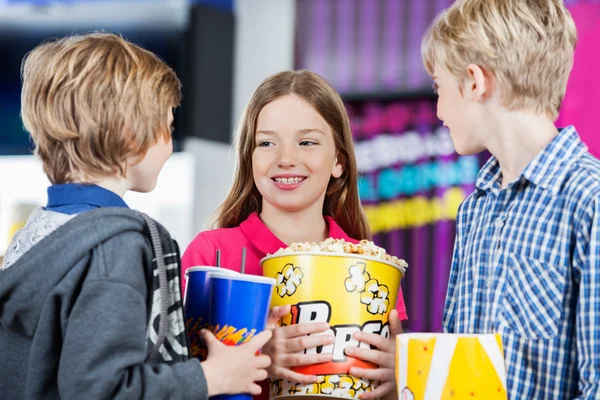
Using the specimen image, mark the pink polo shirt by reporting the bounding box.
[182,212,407,319]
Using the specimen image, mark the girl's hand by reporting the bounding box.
[344,309,403,400]
[263,305,334,383]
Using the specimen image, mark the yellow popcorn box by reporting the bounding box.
[261,252,404,399]
[396,333,507,400]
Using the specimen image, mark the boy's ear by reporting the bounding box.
[466,64,492,103]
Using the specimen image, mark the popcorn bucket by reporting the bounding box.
[261,251,405,400]
[396,333,507,400]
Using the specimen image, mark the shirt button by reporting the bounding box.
[494,218,504,228]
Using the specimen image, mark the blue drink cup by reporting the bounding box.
[208,272,276,400]
[184,266,237,360]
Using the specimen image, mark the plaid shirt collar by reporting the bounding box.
[476,126,588,196]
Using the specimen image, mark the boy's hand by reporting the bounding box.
[263,305,334,383]
[201,329,272,396]
[345,309,403,400]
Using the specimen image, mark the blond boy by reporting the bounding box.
[0,33,271,399]
[423,0,600,398]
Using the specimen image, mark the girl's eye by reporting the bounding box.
[300,140,318,146]
[257,141,274,147]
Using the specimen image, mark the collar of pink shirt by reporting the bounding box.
[239,212,359,255]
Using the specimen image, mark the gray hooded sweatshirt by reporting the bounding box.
[0,207,208,399]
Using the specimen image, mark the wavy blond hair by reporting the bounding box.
[21,32,181,184]
[214,70,371,240]
[422,0,577,120]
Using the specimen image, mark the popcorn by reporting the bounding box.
[270,379,283,396]
[273,238,408,273]
[295,381,321,395]
[335,376,356,398]
[275,263,304,297]
[345,262,371,292]
[270,375,378,399]
[360,279,390,315]
[319,375,336,396]
[353,378,371,391]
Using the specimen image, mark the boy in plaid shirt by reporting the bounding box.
[423,0,600,398]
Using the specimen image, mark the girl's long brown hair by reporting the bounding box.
[213,70,371,240]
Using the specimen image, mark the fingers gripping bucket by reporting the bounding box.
[261,252,404,400]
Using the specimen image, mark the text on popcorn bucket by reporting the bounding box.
[287,301,390,375]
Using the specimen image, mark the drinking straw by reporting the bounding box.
[241,247,247,274]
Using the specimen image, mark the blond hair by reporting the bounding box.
[422,0,577,120]
[21,32,181,184]
[214,70,371,240]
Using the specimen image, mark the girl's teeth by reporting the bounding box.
[275,177,303,184]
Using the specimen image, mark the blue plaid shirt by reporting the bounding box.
[444,126,600,399]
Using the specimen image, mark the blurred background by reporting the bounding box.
[0,0,598,332]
